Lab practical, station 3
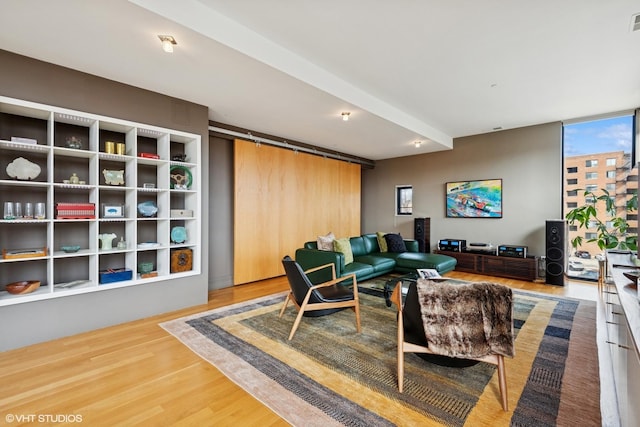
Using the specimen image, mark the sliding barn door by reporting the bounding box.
[233,139,361,284]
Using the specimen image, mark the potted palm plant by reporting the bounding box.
[565,188,638,252]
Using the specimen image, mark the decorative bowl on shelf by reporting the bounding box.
[5,280,41,295]
[138,262,154,274]
[137,201,158,218]
[61,245,81,253]
[171,226,187,244]
[170,165,192,189]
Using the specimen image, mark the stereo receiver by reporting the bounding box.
[438,239,467,252]
[466,242,497,255]
[497,245,527,258]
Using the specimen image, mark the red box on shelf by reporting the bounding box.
[55,202,96,219]
[139,152,160,159]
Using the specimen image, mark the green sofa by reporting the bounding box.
[295,233,457,283]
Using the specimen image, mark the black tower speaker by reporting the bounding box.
[414,217,431,253]
[545,220,567,286]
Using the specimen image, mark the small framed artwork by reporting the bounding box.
[445,178,502,218]
[101,204,125,218]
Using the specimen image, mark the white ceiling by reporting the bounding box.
[1,0,639,160]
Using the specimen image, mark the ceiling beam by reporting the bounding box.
[129,0,453,150]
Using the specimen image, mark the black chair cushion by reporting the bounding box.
[316,285,355,302]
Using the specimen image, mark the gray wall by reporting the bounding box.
[362,122,562,256]
[0,50,210,351]
[208,136,234,289]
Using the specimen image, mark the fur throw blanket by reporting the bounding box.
[416,279,515,359]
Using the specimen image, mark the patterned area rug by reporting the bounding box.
[160,278,600,426]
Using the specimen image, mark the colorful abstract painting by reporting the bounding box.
[446,178,502,218]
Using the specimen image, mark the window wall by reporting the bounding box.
[563,113,636,280]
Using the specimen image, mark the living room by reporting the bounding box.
[1,1,639,425]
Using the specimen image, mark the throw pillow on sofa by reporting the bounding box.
[333,237,354,264]
[376,231,388,252]
[317,231,335,251]
[384,233,407,253]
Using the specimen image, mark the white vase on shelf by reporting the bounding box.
[99,233,117,250]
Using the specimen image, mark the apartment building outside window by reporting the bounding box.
[563,114,636,281]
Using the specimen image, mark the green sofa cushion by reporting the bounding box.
[354,255,396,273]
[342,261,376,279]
[349,236,367,257]
[396,252,457,272]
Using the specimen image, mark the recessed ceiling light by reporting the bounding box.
[341,112,351,121]
[158,35,177,53]
[414,141,422,148]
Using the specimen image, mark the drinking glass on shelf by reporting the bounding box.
[3,202,15,220]
[14,202,22,218]
[24,202,33,219]
[35,202,46,220]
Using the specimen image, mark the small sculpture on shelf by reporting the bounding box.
[103,169,124,186]
[171,172,187,189]
[6,157,41,181]
[137,201,158,218]
[65,136,83,149]
[69,173,80,184]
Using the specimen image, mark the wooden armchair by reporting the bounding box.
[390,279,511,411]
[279,256,361,340]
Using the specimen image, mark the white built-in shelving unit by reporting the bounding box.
[0,96,201,306]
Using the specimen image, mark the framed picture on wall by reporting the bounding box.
[445,178,502,218]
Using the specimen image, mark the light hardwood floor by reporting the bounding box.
[0,272,597,426]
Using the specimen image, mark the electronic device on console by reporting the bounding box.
[465,242,497,255]
[438,238,466,252]
[497,244,528,258]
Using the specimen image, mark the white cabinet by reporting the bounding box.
[602,253,640,426]
[0,96,201,306]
